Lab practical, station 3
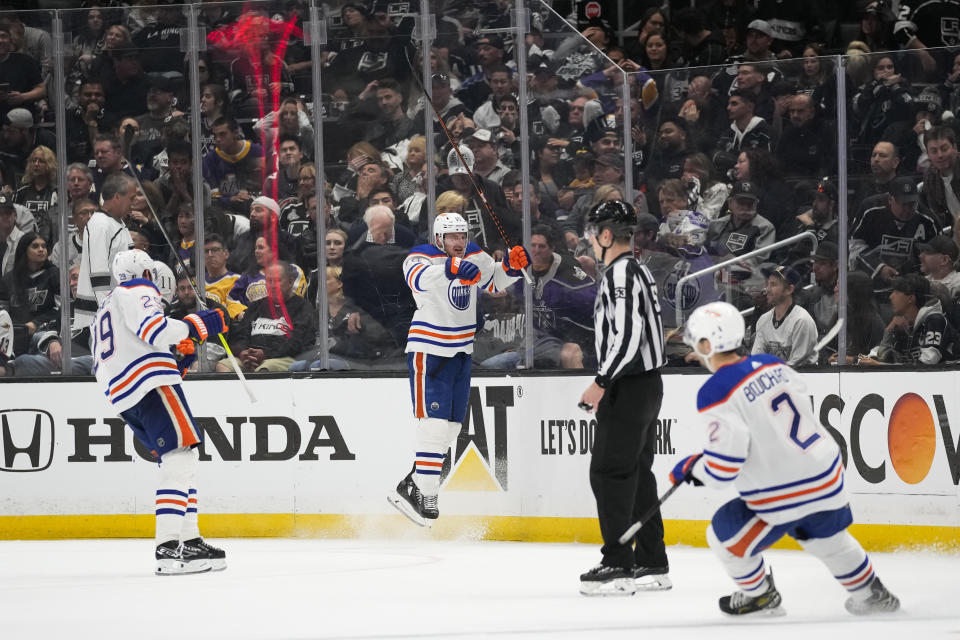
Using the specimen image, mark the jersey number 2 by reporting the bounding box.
[95,312,115,362]
[771,392,820,450]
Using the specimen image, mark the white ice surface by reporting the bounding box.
[1,539,957,639]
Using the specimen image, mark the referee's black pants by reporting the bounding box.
[589,369,667,570]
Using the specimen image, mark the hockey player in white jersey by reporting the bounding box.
[92,249,229,575]
[672,301,899,616]
[388,212,529,525]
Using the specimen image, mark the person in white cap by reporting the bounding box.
[225,195,299,274]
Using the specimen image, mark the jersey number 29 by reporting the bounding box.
[93,312,115,363]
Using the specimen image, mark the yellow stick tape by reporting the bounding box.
[0,515,956,552]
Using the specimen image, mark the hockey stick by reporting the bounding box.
[618,477,686,545]
[403,44,533,284]
[616,318,847,544]
[120,157,257,403]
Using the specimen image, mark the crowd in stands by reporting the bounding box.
[4,0,960,376]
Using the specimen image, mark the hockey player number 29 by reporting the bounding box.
[771,392,820,450]
[95,312,115,361]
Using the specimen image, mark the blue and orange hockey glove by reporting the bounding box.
[445,256,482,285]
[184,308,227,342]
[669,453,704,486]
[503,245,530,276]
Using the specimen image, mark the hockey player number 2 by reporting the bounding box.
[771,392,820,450]
[95,312,115,362]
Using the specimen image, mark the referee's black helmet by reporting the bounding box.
[586,200,637,236]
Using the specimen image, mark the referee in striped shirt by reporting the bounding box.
[578,200,669,596]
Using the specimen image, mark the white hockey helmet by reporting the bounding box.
[151,260,176,304]
[682,301,745,359]
[433,212,469,251]
[112,249,154,284]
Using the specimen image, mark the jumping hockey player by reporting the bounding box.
[674,301,900,616]
[92,249,229,575]
[388,212,529,526]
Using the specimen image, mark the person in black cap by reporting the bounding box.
[851,175,940,291]
[919,235,960,298]
[705,180,775,267]
[804,240,839,333]
[578,200,670,596]
[860,274,957,366]
[753,264,818,366]
[781,177,840,269]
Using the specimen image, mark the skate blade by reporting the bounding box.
[155,558,211,575]
[721,605,787,618]
[634,574,672,591]
[386,494,427,527]
[208,559,227,571]
[579,578,637,597]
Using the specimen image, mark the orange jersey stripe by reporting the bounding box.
[746,466,842,507]
[110,361,179,396]
[417,461,443,467]
[139,315,164,339]
[408,328,476,340]
[156,499,188,507]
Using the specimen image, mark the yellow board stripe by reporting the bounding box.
[0,515,956,552]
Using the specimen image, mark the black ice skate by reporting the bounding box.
[387,472,435,527]
[183,537,227,571]
[579,564,636,596]
[155,540,211,575]
[845,577,900,615]
[633,565,672,591]
[719,571,784,616]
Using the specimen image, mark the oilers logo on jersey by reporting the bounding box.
[447,281,471,310]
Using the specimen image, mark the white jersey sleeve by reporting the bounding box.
[691,353,849,525]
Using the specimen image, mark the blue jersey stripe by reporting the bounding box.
[704,449,747,463]
[108,352,177,386]
[740,454,840,496]
[750,480,846,514]
[407,337,475,348]
[410,321,476,331]
[111,369,181,404]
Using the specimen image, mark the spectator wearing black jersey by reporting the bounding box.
[861,274,956,366]
[0,231,58,356]
[850,176,940,291]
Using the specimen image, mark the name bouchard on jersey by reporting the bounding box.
[742,367,788,403]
